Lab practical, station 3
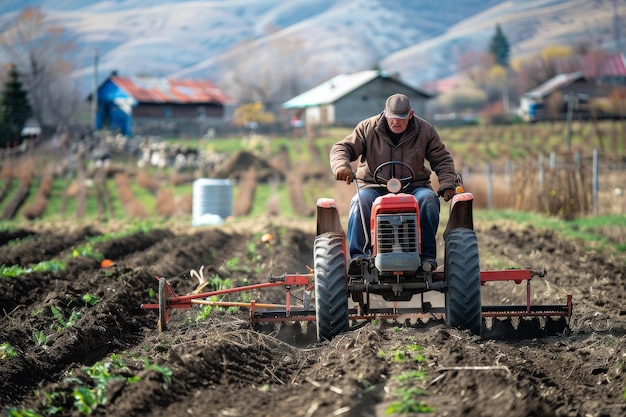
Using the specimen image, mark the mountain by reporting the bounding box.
[0,0,623,98]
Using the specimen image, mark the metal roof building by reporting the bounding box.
[282,70,432,128]
[95,74,231,136]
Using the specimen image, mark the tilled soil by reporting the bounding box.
[0,217,625,417]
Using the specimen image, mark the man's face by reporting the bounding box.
[385,110,414,134]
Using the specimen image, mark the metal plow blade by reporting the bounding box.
[483,316,570,340]
[254,321,318,346]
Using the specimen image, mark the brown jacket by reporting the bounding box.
[330,113,456,193]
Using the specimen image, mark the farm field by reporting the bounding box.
[1,121,625,416]
[0,214,625,417]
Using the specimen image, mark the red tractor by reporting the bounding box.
[314,161,482,341]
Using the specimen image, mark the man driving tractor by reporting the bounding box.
[330,93,458,272]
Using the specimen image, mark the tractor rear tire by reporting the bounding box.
[444,228,482,335]
[314,232,349,341]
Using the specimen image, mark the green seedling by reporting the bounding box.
[386,371,432,415]
[6,408,43,417]
[143,358,172,385]
[393,350,406,363]
[209,276,232,291]
[72,242,104,261]
[393,370,427,383]
[195,304,214,322]
[406,344,426,363]
[81,293,99,306]
[50,306,81,330]
[386,387,434,414]
[32,330,47,348]
[1,342,18,359]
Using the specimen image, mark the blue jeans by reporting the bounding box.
[347,187,440,262]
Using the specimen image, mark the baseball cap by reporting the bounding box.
[384,94,411,119]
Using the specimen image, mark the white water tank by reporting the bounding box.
[192,178,233,225]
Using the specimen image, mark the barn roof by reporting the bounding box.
[522,72,584,99]
[282,70,431,109]
[579,52,626,78]
[110,76,232,105]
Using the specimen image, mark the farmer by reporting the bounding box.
[330,93,457,272]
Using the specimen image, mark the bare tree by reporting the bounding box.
[456,50,494,89]
[0,7,79,128]
[219,29,325,123]
[514,46,575,95]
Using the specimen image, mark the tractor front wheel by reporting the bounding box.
[444,228,482,335]
[314,232,349,341]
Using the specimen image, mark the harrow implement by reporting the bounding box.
[141,266,572,336]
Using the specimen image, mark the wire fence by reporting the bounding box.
[462,149,625,218]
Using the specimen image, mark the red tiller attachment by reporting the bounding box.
[340,267,572,325]
[141,273,314,332]
[141,267,572,335]
[479,267,572,320]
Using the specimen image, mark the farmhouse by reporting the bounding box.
[282,70,432,128]
[93,73,232,136]
[518,52,626,122]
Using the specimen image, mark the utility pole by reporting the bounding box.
[613,0,621,53]
[91,48,99,131]
[566,92,576,152]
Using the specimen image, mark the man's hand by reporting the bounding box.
[440,188,456,202]
[335,166,354,184]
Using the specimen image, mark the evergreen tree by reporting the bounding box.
[0,64,33,148]
[488,23,512,114]
[489,24,510,68]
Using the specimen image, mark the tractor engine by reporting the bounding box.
[371,193,421,275]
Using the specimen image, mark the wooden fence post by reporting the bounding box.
[486,163,492,210]
[593,148,598,216]
[505,160,512,188]
[539,154,545,193]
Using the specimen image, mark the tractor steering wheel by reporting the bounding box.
[373,161,415,193]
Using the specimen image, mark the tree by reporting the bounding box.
[514,46,574,94]
[232,102,275,128]
[0,7,78,128]
[488,24,510,68]
[488,24,512,113]
[219,29,326,126]
[0,64,33,148]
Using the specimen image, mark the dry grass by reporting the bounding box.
[137,169,160,194]
[174,193,193,217]
[114,173,150,218]
[265,180,281,217]
[170,171,195,186]
[287,177,313,217]
[22,175,54,220]
[232,167,257,216]
[465,175,513,210]
[155,189,175,217]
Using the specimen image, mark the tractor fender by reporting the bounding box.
[443,192,474,239]
[316,198,345,237]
